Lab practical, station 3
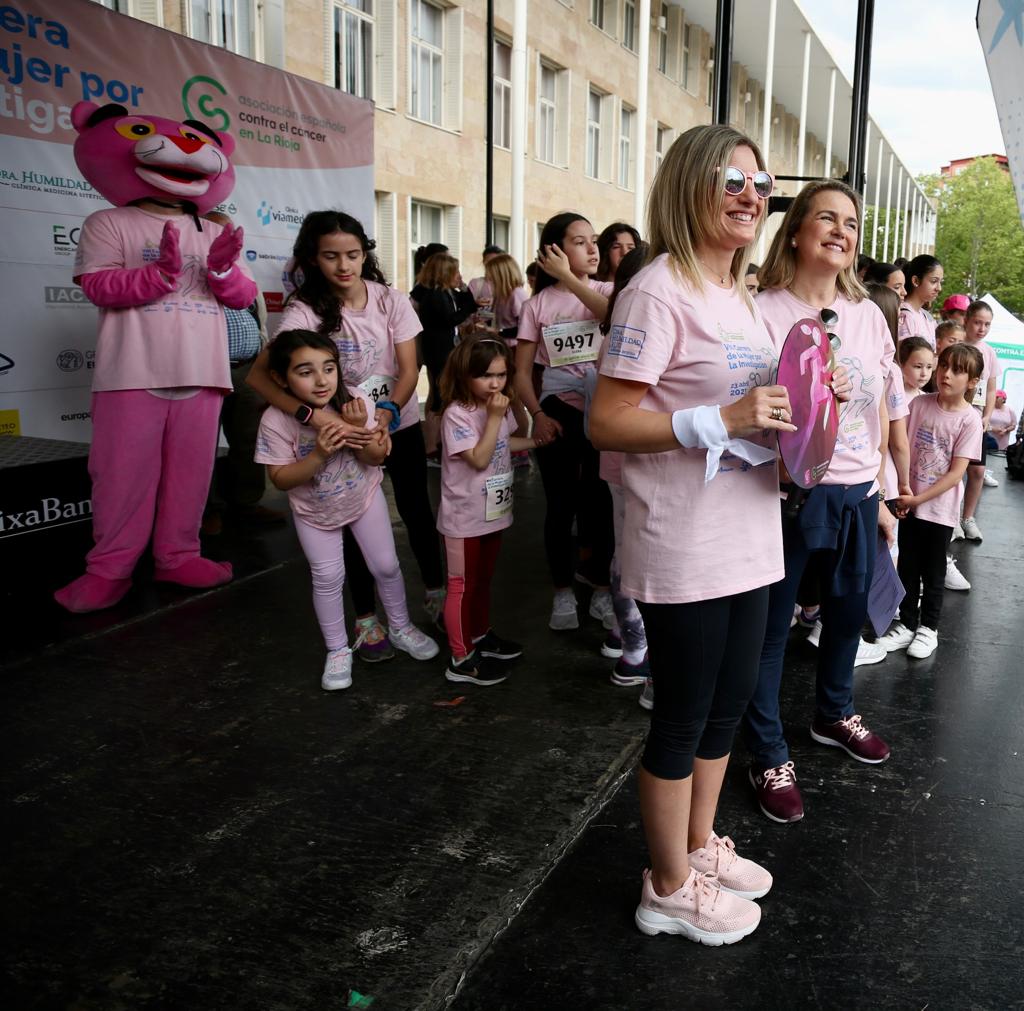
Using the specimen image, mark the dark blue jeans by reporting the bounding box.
[742,492,878,769]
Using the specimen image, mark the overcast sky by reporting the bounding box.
[798,0,1005,177]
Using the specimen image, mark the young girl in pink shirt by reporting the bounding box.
[255,330,439,691]
[898,255,942,348]
[878,344,984,659]
[437,338,537,685]
[898,336,936,401]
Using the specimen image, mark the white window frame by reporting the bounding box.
[374,191,397,284]
[590,0,606,31]
[186,0,260,59]
[654,123,673,173]
[409,0,444,126]
[536,58,568,168]
[655,3,668,74]
[622,0,636,51]
[493,38,512,151]
[618,103,634,189]
[706,43,715,107]
[331,0,375,100]
[492,215,510,252]
[586,88,603,180]
[409,198,461,284]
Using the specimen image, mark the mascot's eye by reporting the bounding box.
[180,127,212,145]
[115,119,156,140]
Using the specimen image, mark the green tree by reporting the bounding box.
[930,157,1024,313]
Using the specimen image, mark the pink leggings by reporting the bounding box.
[87,388,221,579]
[443,531,503,659]
[293,488,410,651]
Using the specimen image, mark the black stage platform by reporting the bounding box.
[3,461,1022,1010]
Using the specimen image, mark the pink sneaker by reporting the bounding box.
[688,832,773,900]
[634,867,761,945]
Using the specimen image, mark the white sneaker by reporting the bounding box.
[549,588,579,630]
[322,648,353,690]
[639,677,654,711]
[984,469,999,487]
[907,626,938,659]
[961,516,983,541]
[854,639,887,666]
[589,589,614,625]
[876,621,914,652]
[806,620,822,648]
[389,623,440,661]
[944,556,971,591]
[951,520,964,541]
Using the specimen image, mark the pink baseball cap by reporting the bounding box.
[996,389,1007,399]
[942,294,971,312]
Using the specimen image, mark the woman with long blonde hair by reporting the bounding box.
[591,124,794,945]
[742,180,894,827]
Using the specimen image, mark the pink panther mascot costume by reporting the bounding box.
[54,101,257,613]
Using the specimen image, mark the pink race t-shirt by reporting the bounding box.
[758,288,892,491]
[517,280,613,410]
[275,280,421,431]
[600,254,783,604]
[991,404,1017,450]
[966,339,999,411]
[898,304,937,349]
[905,393,983,528]
[494,287,528,334]
[254,391,383,530]
[883,361,909,498]
[438,401,514,538]
[75,206,239,392]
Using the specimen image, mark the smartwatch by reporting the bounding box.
[295,404,314,425]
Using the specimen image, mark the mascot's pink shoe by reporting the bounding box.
[154,558,233,588]
[54,573,132,613]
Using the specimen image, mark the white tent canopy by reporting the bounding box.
[980,292,1024,437]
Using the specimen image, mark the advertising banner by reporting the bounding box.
[0,0,374,440]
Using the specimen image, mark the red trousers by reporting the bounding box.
[443,531,503,658]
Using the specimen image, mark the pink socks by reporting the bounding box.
[54,574,132,614]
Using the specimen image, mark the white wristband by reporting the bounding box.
[671,405,777,483]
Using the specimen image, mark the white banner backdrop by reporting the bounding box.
[0,0,374,442]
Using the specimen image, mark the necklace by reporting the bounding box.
[699,259,731,286]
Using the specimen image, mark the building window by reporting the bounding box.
[706,45,715,107]
[618,105,633,189]
[410,198,444,280]
[410,0,444,125]
[538,61,558,165]
[375,191,396,283]
[590,0,606,32]
[622,0,636,51]
[655,124,672,172]
[586,89,603,179]
[656,3,668,73]
[189,0,256,57]
[492,215,510,251]
[333,0,374,99]
[493,39,512,150]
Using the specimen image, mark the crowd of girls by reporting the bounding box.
[238,121,1007,949]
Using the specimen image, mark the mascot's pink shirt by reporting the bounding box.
[599,254,783,605]
[75,206,242,393]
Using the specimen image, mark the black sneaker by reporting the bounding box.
[445,653,508,686]
[610,652,650,687]
[474,630,523,661]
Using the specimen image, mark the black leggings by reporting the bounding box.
[533,394,613,587]
[344,422,443,615]
[638,586,770,780]
[897,514,952,630]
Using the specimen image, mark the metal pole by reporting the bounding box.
[634,0,651,229]
[902,177,913,259]
[509,0,527,266]
[485,0,494,245]
[796,30,810,177]
[757,0,777,260]
[859,123,871,250]
[847,0,875,193]
[871,137,883,257]
[882,152,894,261]
[712,0,734,126]
[824,66,837,179]
[892,166,903,259]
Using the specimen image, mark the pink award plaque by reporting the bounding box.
[776,317,839,489]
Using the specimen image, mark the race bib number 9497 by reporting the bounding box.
[542,320,602,368]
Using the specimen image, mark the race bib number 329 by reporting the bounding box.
[542,320,602,368]
[485,472,514,521]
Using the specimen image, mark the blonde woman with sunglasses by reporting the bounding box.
[591,125,793,945]
[742,181,895,827]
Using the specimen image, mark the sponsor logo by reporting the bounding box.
[181,75,230,133]
[0,408,20,435]
[2,171,99,201]
[61,411,91,421]
[55,349,95,372]
[255,201,304,228]
[246,249,258,262]
[52,223,81,255]
[607,324,646,360]
[263,291,285,313]
[0,350,14,375]
[45,286,89,306]
[0,496,93,538]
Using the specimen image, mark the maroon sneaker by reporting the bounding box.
[749,761,804,824]
[810,713,890,764]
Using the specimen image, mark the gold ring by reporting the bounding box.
[770,406,783,422]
